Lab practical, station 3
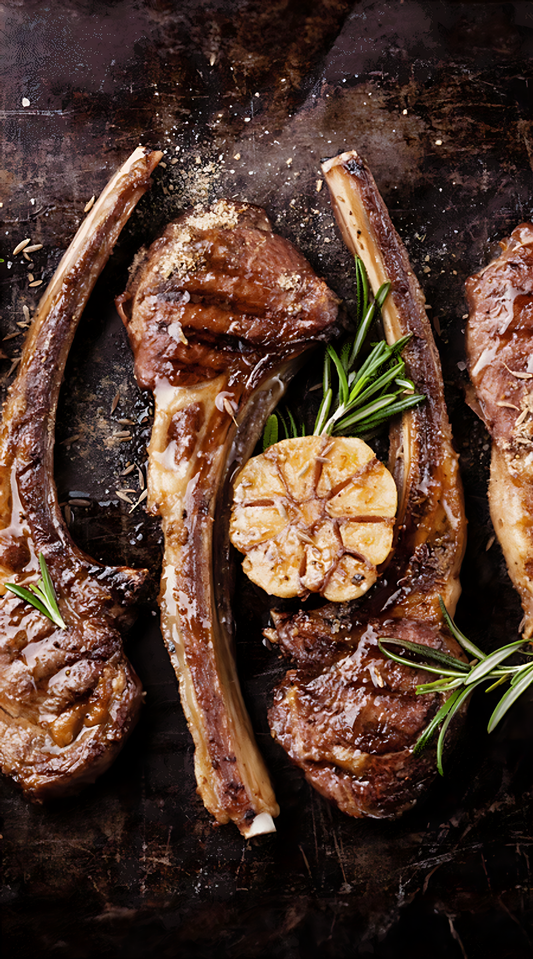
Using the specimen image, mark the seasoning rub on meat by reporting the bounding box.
[466,223,533,637]
[268,152,467,819]
[117,200,341,836]
[0,147,161,799]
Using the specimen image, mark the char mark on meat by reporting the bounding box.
[466,222,533,637]
[0,148,161,800]
[268,151,467,820]
[117,199,342,836]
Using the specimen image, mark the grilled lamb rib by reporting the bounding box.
[268,152,467,819]
[466,223,533,637]
[117,200,341,836]
[0,147,161,799]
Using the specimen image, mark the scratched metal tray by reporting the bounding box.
[2,2,533,956]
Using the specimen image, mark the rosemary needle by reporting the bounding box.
[378,597,533,774]
[5,553,67,629]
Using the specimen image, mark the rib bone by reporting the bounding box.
[0,147,161,799]
[118,200,341,835]
[268,152,467,819]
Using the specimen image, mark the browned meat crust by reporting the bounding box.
[466,222,533,637]
[267,152,467,819]
[0,148,161,800]
[118,199,341,835]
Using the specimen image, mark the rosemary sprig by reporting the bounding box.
[262,256,425,449]
[378,597,533,774]
[5,553,67,629]
[313,263,425,436]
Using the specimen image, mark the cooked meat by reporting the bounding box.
[117,199,341,836]
[268,152,467,820]
[0,147,161,799]
[466,222,533,637]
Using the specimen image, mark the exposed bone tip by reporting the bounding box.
[242,812,277,837]
[321,150,359,174]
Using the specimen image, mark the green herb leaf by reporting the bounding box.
[286,407,299,440]
[487,663,533,733]
[438,596,485,659]
[5,553,66,629]
[465,640,524,685]
[413,691,459,758]
[435,685,472,775]
[326,345,349,407]
[378,637,470,672]
[262,414,279,451]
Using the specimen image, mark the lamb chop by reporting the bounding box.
[466,223,533,638]
[117,200,341,836]
[0,147,161,799]
[268,152,467,819]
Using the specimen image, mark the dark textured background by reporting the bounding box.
[2,2,533,956]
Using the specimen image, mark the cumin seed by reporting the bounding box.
[29,280,43,288]
[223,398,238,426]
[503,361,533,380]
[84,196,95,213]
[110,390,120,414]
[129,489,148,513]
[296,530,314,544]
[12,238,31,255]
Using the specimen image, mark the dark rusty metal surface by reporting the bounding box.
[2,1,533,955]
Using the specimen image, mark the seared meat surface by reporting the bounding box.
[0,148,160,799]
[268,152,467,819]
[118,199,341,835]
[466,222,533,637]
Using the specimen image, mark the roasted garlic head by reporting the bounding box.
[230,435,397,602]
